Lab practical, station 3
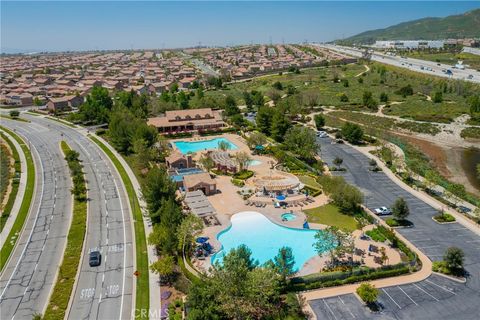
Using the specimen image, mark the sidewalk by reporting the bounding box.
[0,129,28,249]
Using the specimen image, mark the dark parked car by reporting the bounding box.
[458,206,472,214]
[89,251,101,267]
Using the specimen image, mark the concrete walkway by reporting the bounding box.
[0,129,28,249]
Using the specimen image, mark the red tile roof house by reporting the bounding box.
[148,82,170,95]
[5,92,33,106]
[46,95,84,113]
[179,77,196,89]
[147,108,226,134]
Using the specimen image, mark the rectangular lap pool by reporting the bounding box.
[174,138,238,154]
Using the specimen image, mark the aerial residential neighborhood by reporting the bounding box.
[1,2,480,320]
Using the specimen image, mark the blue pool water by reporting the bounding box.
[211,211,332,270]
[281,213,297,221]
[248,160,262,166]
[174,138,238,154]
[170,168,204,182]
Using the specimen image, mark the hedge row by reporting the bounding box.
[289,264,410,291]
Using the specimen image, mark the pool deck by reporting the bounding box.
[183,133,402,276]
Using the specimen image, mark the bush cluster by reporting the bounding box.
[63,148,86,202]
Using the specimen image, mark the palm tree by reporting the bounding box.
[218,140,231,151]
[235,151,252,172]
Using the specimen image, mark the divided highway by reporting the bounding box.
[315,44,480,83]
[0,116,134,319]
[311,137,480,319]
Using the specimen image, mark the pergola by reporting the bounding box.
[252,171,300,192]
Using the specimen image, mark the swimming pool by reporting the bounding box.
[248,160,262,166]
[211,211,333,270]
[281,213,297,221]
[174,138,238,154]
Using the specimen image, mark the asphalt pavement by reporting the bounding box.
[0,116,134,319]
[309,137,480,319]
[315,44,480,83]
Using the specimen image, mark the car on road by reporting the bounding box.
[89,251,101,267]
[316,130,328,138]
[467,74,474,79]
[374,206,392,216]
[458,206,472,214]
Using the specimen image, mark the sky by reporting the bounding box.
[1,1,479,53]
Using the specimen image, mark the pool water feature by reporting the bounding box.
[281,213,297,221]
[211,211,333,270]
[174,138,238,154]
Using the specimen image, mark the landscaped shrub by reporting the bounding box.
[433,212,456,223]
[231,178,245,187]
[233,170,254,180]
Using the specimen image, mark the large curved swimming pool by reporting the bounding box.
[174,138,238,154]
[211,211,333,270]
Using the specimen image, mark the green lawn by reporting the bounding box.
[0,132,21,232]
[44,141,87,320]
[304,204,359,232]
[298,175,322,190]
[0,142,12,204]
[89,135,150,319]
[0,126,35,271]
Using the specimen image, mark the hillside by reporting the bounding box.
[341,8,480,44]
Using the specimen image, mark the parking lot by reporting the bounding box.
[312,138,480,319]
[309,274,479,320]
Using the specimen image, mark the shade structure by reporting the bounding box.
[253,171,300,192]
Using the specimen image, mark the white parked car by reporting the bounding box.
[374,207,392,216]
[316,131,328,138]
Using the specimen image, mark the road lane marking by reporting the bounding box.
[0,141,45,301]
[398,286,418,305]
[382,289,401,309]
[414,283,439,301]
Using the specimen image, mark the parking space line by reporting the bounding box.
[323,299,338,320]
[425,279,456,295]
[414,283,439,301]
[398,286,418,305]
[337,296,356,319]
[466,239,480,243]
[417,245,440,249]
[382,289,401,309]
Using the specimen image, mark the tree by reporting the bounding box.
[332,184,363,214]
[356,283,379,304]
[272,81,283,91]
[396,84,414,97]
[283,126,319,160]
[392,197,410,220]
[270,111,291,142]
[468,95,480,115]
[313,227,339,264]
[199,154,215,172]
[424,169,441,191]
[224,96,240,116]
[9,110,20,118]
[333,156,343,167]
[272,246,297,284]
[314,114,325,129]
[218,140,231,151]
[150,255,176,284]
[177,214,204,253]
[142,166,177,216]
[245,132,267,149]
[379,92,389,103]
[77,86,112,124]
[339,93,349,102]
[234,151,252,172]
[362,91,378,110]
[243,91,254,109]
[433,91,443,103]
[443,247,464,272]
[256,106,274,135]
[342,122,363,144]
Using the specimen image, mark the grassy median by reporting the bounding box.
[89,135,150,319]
[0,132,21,231]
[0,126,35,271]
[43,141,87,320]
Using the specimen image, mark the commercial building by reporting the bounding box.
[373,40,445,49]
[147,108,225,134]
